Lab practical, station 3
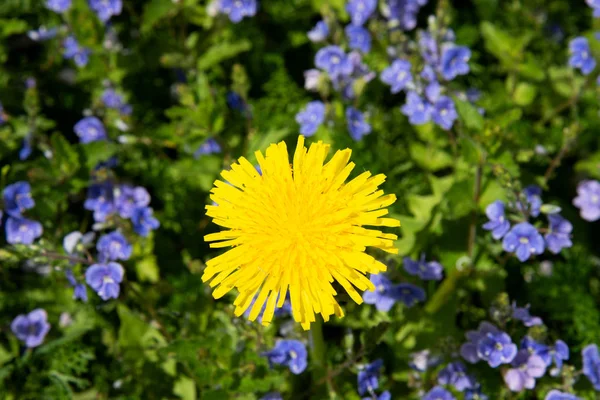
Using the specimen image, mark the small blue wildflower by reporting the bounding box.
[219,0,257,23]
[440,46,471,80]
[464,386,489,400]
[357,359,382,395]
[346,107,371,141]
[502,222,545,262]
[362,391,390,400]
[422,386,455,400]
[545,214,573,254]
[74,117,107,144]
[102,89,128,112]
[424,81,441,103]
[308,20,329,42]
[315,46,353,79]
[226,91,246,112]
[65,269,88,302]
[63,36,91,68]
[46,0,71,13]
[114,185,150,219]
[28,26,58,41]
[421,65,436,82]
[403,254,443,281]
[304,69,322,91]
[345,25,371,53]
[3,181,35,217]
[409,349,442,372]
[85,262,124,301]
[549,340,569,373]
[521,185,542,217]
[260,394,283,400]
[97,231,132,262]
[194,138,222,159]
[262,340,307,375]
[363,274,401,312]
[131,207,160,237]
[401,92,432,125]
[295,101,326,136]
[569,37,596,75]
[380,59,412,94]
[396,283,426,307]
[460,321,500,363]
[84,182,115,222]
[521,336,550,364]
[573,180,600,221]
[419,32,439,66]
[503,350,546,392]
[545,390,580,400]
[5,217,43,245]
[19,135,33,161]
[512,304,543,327]
[89,0,122,22]
[11,309,50,348]
[431,96,458,130]
[437,361,476,391]
[385,0,427,31]
[346,0,377,26]
[483,201,511,239]
[583,344,600,390]
[477,330,518,368]
[587,0,600,17]
[63,231,95,255]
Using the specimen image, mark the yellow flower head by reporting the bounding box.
[203,136,400,330]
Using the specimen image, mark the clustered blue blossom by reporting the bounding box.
[573,180,600,221]
[102,89,133,115]
[2,182,43,245]
[215,0,257,23]
[63,36,91,68]
[86,262,125,300]
[27,26,58,42]
[403,254,443,280]
[194,138,222,159]
[483,186,572,262]
[11,309,51,348]
[308,20,329,43]
[45,0,71,13]
[74,116,107,143]
[362,273,425,312]
[382,0,429,31]
[261,340,307,374]
[296,101,326,136]
[88,0,123,22]
[357,359,383,396]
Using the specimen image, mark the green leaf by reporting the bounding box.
[408,142,453,171]
[51,133,80,177]
[81,141,118,170]
[197,40,252,70]
[117,305,152,348]
[173,376,196,400]
[0,18,27,37]
[141,0,175,34]
[512,82,537,106]
[245,128,290,161]
[458,137,484,165]
[454,98,484,132]
[136,255,160,283]
[480,22,532,64]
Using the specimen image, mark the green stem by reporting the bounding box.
[310,317,328,396]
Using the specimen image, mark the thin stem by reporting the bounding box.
[40,251,93,265]
[467,164,483,259]
[309,317,328,396]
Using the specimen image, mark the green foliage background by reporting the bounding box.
[1,0,600,399]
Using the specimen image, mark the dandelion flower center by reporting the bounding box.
[202,136,400,330]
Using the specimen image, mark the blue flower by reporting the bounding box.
[521,185,542,217]
[512,304,543,327]
[432,96,458,130]
[346,0,377,26]
[226,91,246,112]
[401,92,432,125]
[403,255,443,281]
[5,217,43,245]
[262,340,307,375]
[573,180,600,221]
[11,309,50,348]
[74,117,107,144]
[362,391,390,400]
[97,231,132,262]
[464,386,489,400]
[437,361,476,391]
[20,135,33,161]
[308,20,329,42]
[440,46,471,80]
[422,386,455,400]
[114,185,150,219]
[84,182,115,222]
[549,340,569,373]
[363,274,401,312]
[460,321,500,363]
[315,46,353,79]
[345,25,371,53]
[380,59,412,94]
[583,344,600,390]
[85,262,124,301]
[385,0,427,31]
[545,390,580,400]
[476,330,518,368]
[503,350,546,392]
[3,181,35,217]
[27,26,58,41]
[194,138,222,159]
[260,393,283,400]
[357,359,382,395]
[569,37,596,75]
[545,214,573,254]
[408,349,442,372]
[482,201,511,239]
[132,207,160,237]
[63,36,91,68]
[304,69,322,91]
[295,101,326,136]
[502,222,545,262]
[89,0,122,22]
[102,89,131,115]
[65,269,88,302]
[46,0,71,13]
[346,107,371,141]
[396,283,426,307]
[588,0,600,17]
[424,81,441,103]
[219,0,257,23]
[419,32,440,65]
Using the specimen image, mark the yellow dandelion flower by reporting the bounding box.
[202,135,400,330]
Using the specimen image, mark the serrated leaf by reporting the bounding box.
[408,142,453,171]
[454,98,484,132]
[51,133,80,177]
